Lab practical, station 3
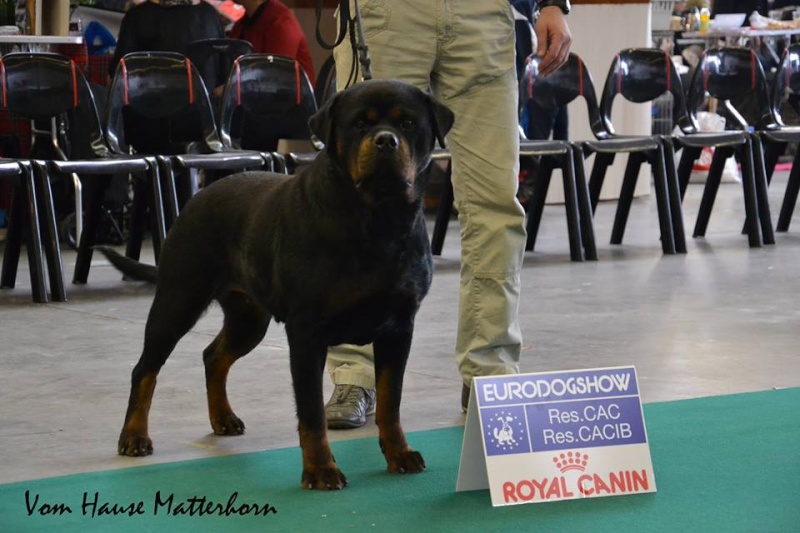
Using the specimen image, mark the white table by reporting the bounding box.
[678,27,800,63]
[0,34,82,54]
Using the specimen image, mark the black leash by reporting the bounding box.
[315,0,373,84]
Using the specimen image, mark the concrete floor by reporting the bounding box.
[2,173,799,485]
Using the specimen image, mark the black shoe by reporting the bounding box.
[325,385,376,429]
[461,383,471,413]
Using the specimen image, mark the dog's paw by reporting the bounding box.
[211,412,246,436]
[386,449,426,474]
[301,464,348,490]
[118,433,153,457]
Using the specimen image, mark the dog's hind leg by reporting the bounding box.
[374,326,425,474]
[118,289,212,457]
[203,290,271,436]
[286,324,347,490]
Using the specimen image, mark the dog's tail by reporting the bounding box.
[95,246,158,284]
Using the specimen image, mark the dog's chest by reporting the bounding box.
[314,253,431,345]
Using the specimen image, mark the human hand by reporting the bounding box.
[535,7,572,76]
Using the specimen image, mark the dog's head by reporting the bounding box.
[309,80,454,203]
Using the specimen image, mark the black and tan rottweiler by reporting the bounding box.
[98,79,454,490]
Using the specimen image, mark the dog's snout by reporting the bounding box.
[374,131,400,152]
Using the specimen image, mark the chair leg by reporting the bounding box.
[663,138,686,253]
[650,146,676,255]
[762,140,785,185]
[588,152,614,212]
[22,168,49,303]
[610,153,642,246]
[126,174,149,262]
[147,158,166,261]
[524,158,553,253]
[738,141,762,248]
[750,133,774,245]
[561,149,584,262]
[693,147,728,239]
[1,170,49,302]
[777,149,800,232]
[572,145,597,260]
[0,179,25,290]
[430,161,453,256]
[32,162,66,302]
[676,145,701,200]
[158,156,180,229]
[72,179,107,284]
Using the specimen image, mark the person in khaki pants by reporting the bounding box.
[325,0,572,429]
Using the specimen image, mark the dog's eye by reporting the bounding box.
[401,120,416,131]
[355,120,368,130]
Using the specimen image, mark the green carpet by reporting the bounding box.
[2,388,798,532]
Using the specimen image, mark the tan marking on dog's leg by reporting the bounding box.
[298,426,347,490]
[204,331,245,436]
[118,373,157,456]
[376,371,425,473]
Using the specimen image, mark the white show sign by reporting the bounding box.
[456,366,656,507]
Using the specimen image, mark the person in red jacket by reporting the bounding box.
[229,0,316,84]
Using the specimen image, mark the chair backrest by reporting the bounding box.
[599,48,691,135]
[186,37,254,92]
[0,52,107,159]
[314,54,337,106]
[520,52,606,139]
[106,51,222,155]
[685,47,772,133]
[218,54,318,152]
[769,42,800,127]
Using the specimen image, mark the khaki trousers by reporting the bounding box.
[328,0,526,389]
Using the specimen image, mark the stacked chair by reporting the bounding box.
[105,51,266,228]
[186,37,254,100]
[757,42,800,232]
[0,52,163,298]
[586,48,686,255]
[3,44,790,301]
[0,49,326,301]
[432,50,686,258]
[314,54,337,107]
[517,53,597,261]
[668,47,774,248]
[217,54,320,174]
[0,160,50,302]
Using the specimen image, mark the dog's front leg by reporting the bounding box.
[374,326,425,474]
[287,326,347,490]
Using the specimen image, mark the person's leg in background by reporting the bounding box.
[326,0,525,425]
[428,1,526,408]
[324,344,376,429]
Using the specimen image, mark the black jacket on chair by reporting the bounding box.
[110,2,225,89]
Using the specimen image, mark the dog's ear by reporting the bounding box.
[308,93,341,154]
[425,95,455,149]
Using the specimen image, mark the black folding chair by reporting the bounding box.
[667,47,774,248]
[585,48,685,255]
[758,42,800,232]
[218,54,320,173]
[106,51,266,228]
[0,52,163,293]
[0,160,51,302]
